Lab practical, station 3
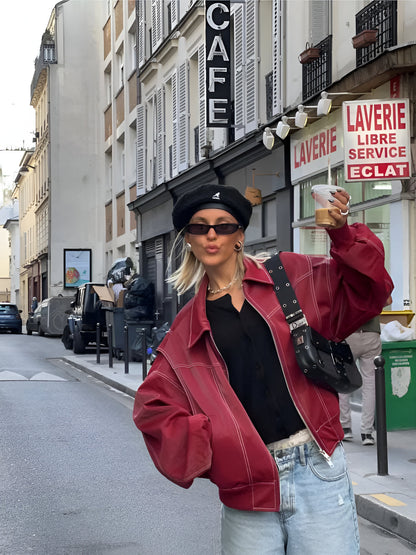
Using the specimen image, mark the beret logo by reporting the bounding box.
[212,192,221,200]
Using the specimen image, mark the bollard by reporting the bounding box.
[140,328,148,380]
[96,323,101,364]
[108,323,113,368]
[374,355,388,476]
[124,324,129,374]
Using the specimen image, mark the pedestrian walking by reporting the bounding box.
[340,297,392,445]
[133,184,393,555]
[31,296,38,312]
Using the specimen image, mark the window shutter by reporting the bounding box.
[178,62,189,173]
[233,4,244,140]
[151,0,163,52]
[245,0,258,132]
[156,87,165,185]
[136,104,146,195]
[198,44,206,160]
[171,72,178,177]
[171,0,179,29]
[310,0,330,45]
[137,0,145,67]
[272,0,282,116]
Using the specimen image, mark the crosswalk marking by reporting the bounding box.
[0,371,67,381]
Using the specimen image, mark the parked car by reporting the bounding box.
[62,283,107,353]
[26,296,74,336]
[0,302,22,334]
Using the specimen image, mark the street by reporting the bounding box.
[0,332,415,554]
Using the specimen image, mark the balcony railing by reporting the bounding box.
[302,35,332,102]
[355,0,397,67]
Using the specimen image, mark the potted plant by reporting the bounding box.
[298,43,320,64]
[352,29,378,49]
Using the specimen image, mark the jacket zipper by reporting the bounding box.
[243,288,334,467]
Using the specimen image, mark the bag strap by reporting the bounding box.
[264,254,308,332]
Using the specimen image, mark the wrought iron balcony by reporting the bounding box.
[355,0,397,67]
[302,35,332,102]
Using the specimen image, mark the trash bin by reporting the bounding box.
[381,340,416,430]
[105,307,125,359]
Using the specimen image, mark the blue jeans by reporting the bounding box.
[221,442,359,554]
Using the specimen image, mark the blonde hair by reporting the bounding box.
[167,231,265,296]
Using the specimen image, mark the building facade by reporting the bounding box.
[129,0,416,326]
[102,0,138,274]
[15,0,106,318]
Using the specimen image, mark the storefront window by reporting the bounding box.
[298,166,392,267]
[299,166,396,219]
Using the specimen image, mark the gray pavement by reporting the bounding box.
[63,353,416,547]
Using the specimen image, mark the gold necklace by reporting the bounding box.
[208,277,238,295]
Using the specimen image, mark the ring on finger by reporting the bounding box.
[340,209,349,216]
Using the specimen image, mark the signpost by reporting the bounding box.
[343,99,411,181]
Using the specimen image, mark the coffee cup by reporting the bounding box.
[311,184,345,228]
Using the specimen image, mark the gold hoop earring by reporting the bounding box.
[234,241,243,252]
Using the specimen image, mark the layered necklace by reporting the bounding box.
[207,277,239,295]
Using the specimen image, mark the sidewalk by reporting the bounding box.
[63,353,416,546]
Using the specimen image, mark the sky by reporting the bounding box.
[0,0,57,185]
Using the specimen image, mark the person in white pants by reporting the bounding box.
[339,316,381,446]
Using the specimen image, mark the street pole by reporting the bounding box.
[374,355,388,476]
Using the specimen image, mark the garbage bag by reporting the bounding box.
[107,257,134,284]
[123,276,155,320]
[380,320,415,342]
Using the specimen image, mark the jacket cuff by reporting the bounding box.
[327,223,355,249]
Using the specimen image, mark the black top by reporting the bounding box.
[206,294,304,445]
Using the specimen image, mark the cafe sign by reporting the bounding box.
[205,1,231,127]
[343,99,411,181]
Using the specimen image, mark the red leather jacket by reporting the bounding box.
[133,223,393,511]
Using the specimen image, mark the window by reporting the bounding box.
[43,43,55,63]
[297,167,397,262]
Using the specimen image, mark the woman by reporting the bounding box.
[133,184,393,554]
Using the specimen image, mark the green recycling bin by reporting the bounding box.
[381,340,416,430]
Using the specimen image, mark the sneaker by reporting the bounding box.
[361,433,375,446]
[342,427,353,441]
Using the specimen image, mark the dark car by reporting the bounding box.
[63,283,107,353]
[26,304,43,335]
[0,302,22,334]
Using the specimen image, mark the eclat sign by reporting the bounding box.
[343,99,411,181]
[206,1,231,127]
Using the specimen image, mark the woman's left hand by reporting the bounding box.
[328,189,351,229]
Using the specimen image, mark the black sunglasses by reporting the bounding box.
[185,223,242,235]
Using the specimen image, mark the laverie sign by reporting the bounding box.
[343,99,411,181]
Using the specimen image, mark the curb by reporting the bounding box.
[63,358,139,398]
[355,494,416,545]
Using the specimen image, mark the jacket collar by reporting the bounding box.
[187,257,273,348]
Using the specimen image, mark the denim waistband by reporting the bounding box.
[266,429,312,454]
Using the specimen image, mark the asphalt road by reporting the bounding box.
[0,332,415,554]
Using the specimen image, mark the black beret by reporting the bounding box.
[172,184,252,231]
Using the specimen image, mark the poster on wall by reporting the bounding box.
[63,249,91,288]
[343,99,411,182]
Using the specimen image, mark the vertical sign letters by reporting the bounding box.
[343,99,411,181]
[206,1,231,127]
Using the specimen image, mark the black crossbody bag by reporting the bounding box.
[264,254,362,394]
